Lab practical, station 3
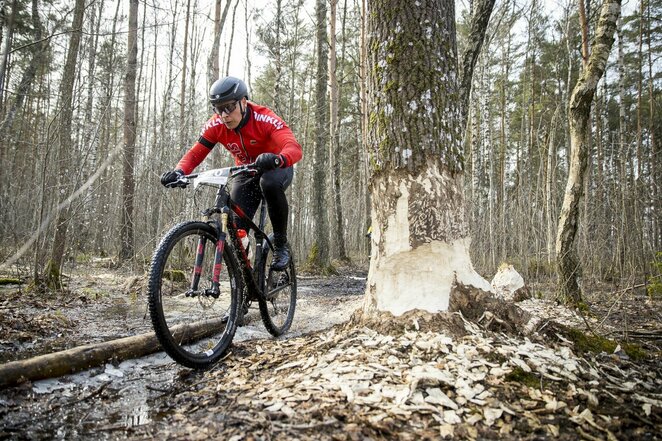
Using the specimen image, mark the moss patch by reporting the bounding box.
[0,277,21,285]
[564,327,648,361]
[620,343,648,361]
[566,327,617,354]
[163,270,186,283]
[505,367,540,388]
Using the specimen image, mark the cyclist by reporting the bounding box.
[160,76,302,271]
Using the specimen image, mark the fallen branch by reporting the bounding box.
[0,318,227,388]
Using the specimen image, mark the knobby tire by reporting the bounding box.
[258,242,297,337]
[148,221,241,369]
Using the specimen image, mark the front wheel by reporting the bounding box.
[258,240,297,337]
[148,221,241,368]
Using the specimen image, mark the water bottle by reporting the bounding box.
[237,229,253,261]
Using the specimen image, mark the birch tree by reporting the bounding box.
[364,0,491,315]
[556,0,621,305]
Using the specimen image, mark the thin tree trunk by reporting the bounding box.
[243,0,252,90]
[207,0,232,85]
[224,0,239,76]
[309,0,330,270]
[94,0,122,253]
[328,0,346,261]
[578,0,589,66]
[274,0,283,112]
[615,15,627,275]
[0,0,46,137]
[0,0,17,108]
[546,106,560,265]
[119,0,139,261]
[179,0,191,148]
[459,0,497,126]
[44,0,86,287]
[556,0,621,305]
[645,0,659,251]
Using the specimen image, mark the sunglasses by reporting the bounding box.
[213,100,239,115]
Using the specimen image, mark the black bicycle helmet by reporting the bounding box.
[209,76,248,104]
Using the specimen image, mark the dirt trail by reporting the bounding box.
[0,265,367,440]
[0,265,660,440]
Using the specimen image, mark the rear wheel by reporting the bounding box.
[148,221,241,368]
[258,240,297,336]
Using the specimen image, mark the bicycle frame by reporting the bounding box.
[183,166,272,302]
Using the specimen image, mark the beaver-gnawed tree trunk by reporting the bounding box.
[555,0,621,305]
[363,0,492,315]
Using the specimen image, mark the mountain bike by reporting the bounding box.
[147,164,297,369]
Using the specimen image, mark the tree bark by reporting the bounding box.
[645,0,659,250]
[0,0,17,108]
[119,0,139,261]
[243,0,252,90]
[556,0,621,305]
[224,0,239,76]
[545,106,560,265]
[309,0,330,270]
[363,0,491,315]
[0,319,226,388]
[458,0,496,127]
[45,0,86,288]
[0,0,46,137]
[328,0,347,262]
[179,0,191,146]
[207,0,233,86]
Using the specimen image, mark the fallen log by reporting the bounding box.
[0,318,227,388]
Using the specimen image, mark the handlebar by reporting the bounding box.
[165,163,260,189]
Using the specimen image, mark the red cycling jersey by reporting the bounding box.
[176,102,302,174]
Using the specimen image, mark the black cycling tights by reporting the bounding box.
[230,166,294,238]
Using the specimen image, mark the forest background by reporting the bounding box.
[0,0,659,292]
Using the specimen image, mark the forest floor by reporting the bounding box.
[0,260,660,440]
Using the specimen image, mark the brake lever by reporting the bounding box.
[166,178,190,188]
[231,167,259,178]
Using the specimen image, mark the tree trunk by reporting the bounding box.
[44,0,86,288]
[0,0,17,108]
[309,0,330,270]
[328,0,347,262]
[179,0,191,147]
[0,319,226,388]
[645,0,659,251]
[243,0,252,90]
[207,0,233,86]
[458,0,496,126]
[273,0,283,114]
[0,0,46,137]
[363,0,491,315]
[556,0,621,305]
[545,106,560,265]
[119,0,139,261]
[224,0,239,76]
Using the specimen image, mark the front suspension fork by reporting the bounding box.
[189,213,228,296]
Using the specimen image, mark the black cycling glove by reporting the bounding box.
[255,153,285,172]
[160,169,184,187]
